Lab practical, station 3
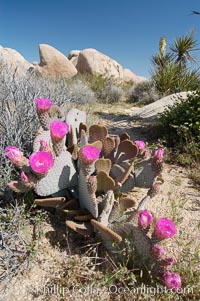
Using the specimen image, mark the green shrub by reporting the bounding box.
[81,73,124,103]
[126,80,161,105]
[158,92,200,162]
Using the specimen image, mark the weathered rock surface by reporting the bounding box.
[68,50,80,67]
[123,68,146,83]
[68,50,80,60]
[131,92,192,120]
[76,48,124,79]
[0,45,32,76]
[34,44,77,79]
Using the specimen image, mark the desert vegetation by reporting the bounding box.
[0,33,199,301]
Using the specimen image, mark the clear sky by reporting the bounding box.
[1,0,200,78]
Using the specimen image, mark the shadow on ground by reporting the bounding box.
[95,111,161,142]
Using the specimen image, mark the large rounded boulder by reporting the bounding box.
[35,44,77,79]
[76,48,124,80]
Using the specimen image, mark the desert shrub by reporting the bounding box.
[158,91,200,163]
[82,73,124,103]
[126,80,161,105]
[0,64,96,191]
[67,78,96,104]
[100,83,124,103]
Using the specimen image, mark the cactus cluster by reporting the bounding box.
[5,98,181,289]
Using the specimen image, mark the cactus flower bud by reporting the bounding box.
[5,146,25,167]
[163,257,174,268]
[153,218,177,240]
[20,171,29,182]
[35,98,53,113]
[135,140,145,150]
[80,145,101,164]
[152,245,165,259]
[50,121,69,141]
[20,171,36,187]
[29,151,54,175]
[163,272,181,290]
[39,139,51,152]
[138,209,154,228]
[154,148,164,161]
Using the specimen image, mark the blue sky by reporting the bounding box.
[1,0,200,78]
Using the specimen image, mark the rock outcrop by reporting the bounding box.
[68,50,80,60]
[0,45,32,76]
[131,92,192,120]
[1,43,146,83]
[75,48,124,80]
[68,50,80,67]
[34,44,77,79]
[123,68,146,83]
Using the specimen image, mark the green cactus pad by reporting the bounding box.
[115,140,138,163]
[89,124,108,143]
[95,158,112,175]
[119,132,130,141]
[134,158,157,188]
[34,151,77,196]
[91,219,122,242]
[98,190,115,227]
[78,170,98,218]
[80,129,88,148]
[119,197,136,211]
[33,130,52,152]
[110,164,125,183]
[114,223,153,262]
[102,137,116,157]
[96,171,116,193]
[78,122,87,138]
[66,220,93,236]
[35,197,66,208]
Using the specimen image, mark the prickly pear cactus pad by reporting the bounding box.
[5,97,181,289]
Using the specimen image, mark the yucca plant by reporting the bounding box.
[170,31,199,68]
[151,32,200,94]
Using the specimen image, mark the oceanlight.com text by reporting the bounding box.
[35,283,194,296]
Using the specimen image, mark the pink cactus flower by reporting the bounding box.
[154,218,177,240]
[152,245,165,259]
[29,151,54,174]
[163,272,181,290]
[81,145,101,164]
[5,146,25,166]
[135,140,146,150]
[138,209,154,228]
[35,98,53,113]
[50,121,69,141]
[154,148,164,161]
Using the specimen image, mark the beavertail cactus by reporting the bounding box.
[5,97,181,289]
